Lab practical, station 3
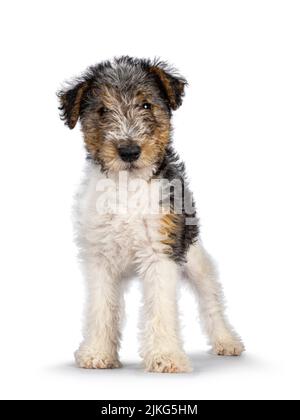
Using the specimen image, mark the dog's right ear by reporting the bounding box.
[57,80,90,129]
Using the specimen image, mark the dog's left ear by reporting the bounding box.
[149,62,187,111]
[57,80,90,129]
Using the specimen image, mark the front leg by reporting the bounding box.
[138,256,191,373]
[75,256,123,369]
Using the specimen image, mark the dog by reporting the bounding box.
[58,56,244,373]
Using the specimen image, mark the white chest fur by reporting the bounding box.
[75,163,163,269]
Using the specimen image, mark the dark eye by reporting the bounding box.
[98,107,109,116]
[142,103,152,110]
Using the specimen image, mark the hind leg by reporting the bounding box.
[185,244,244,356]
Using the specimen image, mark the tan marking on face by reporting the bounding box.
[81,86,119,169]
[135,91,153,104]
[83,125,120,170]
[138,115,171,168]
[101,142,120,167]
[81,83,172,171]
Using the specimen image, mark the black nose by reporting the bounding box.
[118,144,141,162]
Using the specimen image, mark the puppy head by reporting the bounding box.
[58,57,187,172]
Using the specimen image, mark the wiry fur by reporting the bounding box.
[58,57,244,373]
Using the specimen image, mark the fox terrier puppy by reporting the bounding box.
[58,56,244,373]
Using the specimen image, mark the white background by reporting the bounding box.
[0,0,299,400]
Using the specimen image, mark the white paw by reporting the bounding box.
[75,348,121,369]
[213,336,245,356]
[144,353,192,373]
